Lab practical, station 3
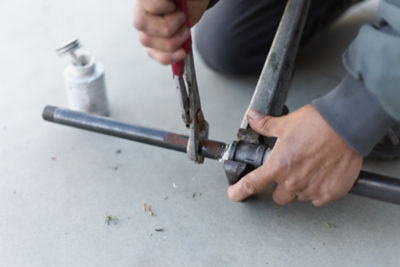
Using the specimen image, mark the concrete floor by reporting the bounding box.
[1,0,399,266]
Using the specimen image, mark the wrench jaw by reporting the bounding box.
[183,50,210,163]
[174,52,209,163]
[173,75,191,128]
[187,110,209,163]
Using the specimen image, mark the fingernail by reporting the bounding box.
[247,109,262,121]
[172,50,185,62]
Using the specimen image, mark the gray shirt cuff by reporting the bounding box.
[312,75,396,156]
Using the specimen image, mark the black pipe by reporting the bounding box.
[43,106,400,205]
[351,171,400,204]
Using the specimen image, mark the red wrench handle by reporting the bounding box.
[171,0,192,77]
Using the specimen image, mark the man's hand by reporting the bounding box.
[227,104,363,206]
[133,0,209,65]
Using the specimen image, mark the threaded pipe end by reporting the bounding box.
[42,106,57,121]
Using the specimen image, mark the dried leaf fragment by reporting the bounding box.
[143,203,154,216]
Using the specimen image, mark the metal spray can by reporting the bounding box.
[56,39,110,116]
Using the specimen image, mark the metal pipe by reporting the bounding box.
[42,106,226,160]
[43,106,400,204]
[240,0,312,129]
[351,171,400,204]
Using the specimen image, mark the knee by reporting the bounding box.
[193,0,278,75]
[195,31,249,75]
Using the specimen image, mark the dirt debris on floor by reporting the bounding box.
[192,192,202,198]
[325,222,336,229]
[104,214,119,225]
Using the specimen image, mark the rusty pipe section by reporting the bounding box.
[42,106,226,160]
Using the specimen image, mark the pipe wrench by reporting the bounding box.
[171,0,209,163]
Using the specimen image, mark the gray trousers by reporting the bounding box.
[195,0,360,75]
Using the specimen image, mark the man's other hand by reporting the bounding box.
[133,0,209,65]
[227,104,363,206]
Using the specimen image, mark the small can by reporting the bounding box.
[57,39,110,116]
[64,55,110,116]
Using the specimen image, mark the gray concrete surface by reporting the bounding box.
[1,0,399,266]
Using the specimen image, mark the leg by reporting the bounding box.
[195,0,360,75]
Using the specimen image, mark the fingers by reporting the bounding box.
[272,184,297,205]
[296,171,347,206]
[138,0,175,14]
[139,26,190,52]
[273,173,308,205]
[247,109,282,137]
[227,164,276,202]
[312,171,354,207]
[134,7,186,38]
[133,0,204,66]
[133,0,189,65]
[146,48,186,65]
[296,194,312,202]
[291,172,326,204]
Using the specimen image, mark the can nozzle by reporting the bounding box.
[56,39,86,66]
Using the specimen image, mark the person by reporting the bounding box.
[132,0,400,206]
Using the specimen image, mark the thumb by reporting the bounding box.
[227,163,276,202]
[247,109,281,137]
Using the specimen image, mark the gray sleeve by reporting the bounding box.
[313,75,396,156]
[312,0,400,156]
[342,0,400,120]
